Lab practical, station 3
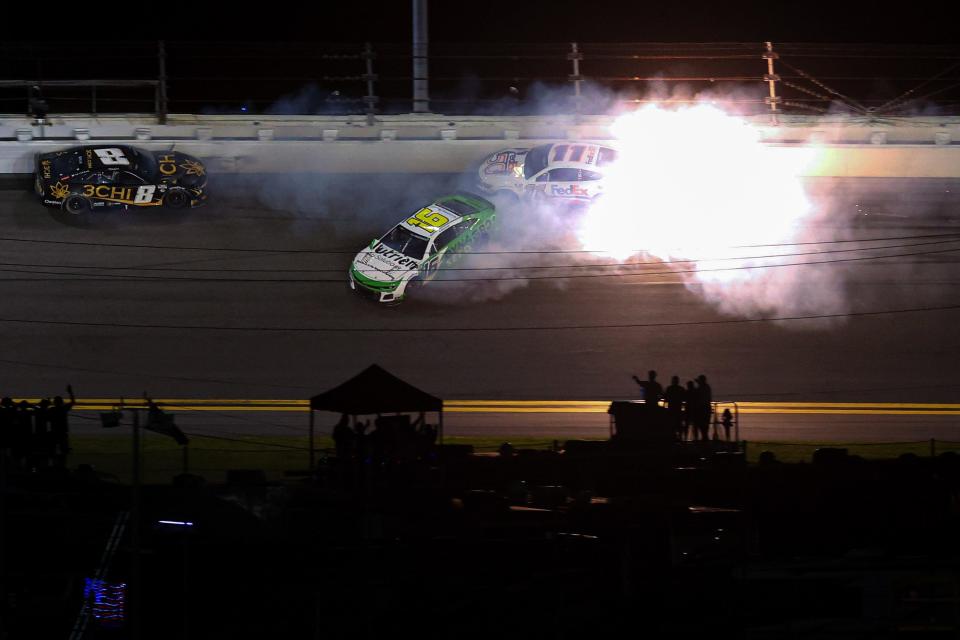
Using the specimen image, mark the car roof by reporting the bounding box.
[543,142,616,169]
[398,194,492,237]
[400,203,465,237]
[42,145,145,174]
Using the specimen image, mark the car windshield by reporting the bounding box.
[379,225,429,259]
[523,144,552,179]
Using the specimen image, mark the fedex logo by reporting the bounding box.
[550,184,589,197]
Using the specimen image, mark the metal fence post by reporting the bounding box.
[762,41,780,124]
[157,40,169,124]
[362,42,378,125]
[568,42,583,121]
[412,0,429,113]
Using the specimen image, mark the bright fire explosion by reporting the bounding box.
[579,104,817,289]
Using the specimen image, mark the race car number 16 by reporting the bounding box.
[407,208,448,232]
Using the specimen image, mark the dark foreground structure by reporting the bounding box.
[3,381,960,638]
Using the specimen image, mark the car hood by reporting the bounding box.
[478,148,529,184]
[352,244,421,282]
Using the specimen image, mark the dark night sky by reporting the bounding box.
[5,1,958,43]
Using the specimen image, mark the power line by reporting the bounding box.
[0,244,956,284]
[2,303,959,334]
[1,232,958,256]
[0,237,955,274]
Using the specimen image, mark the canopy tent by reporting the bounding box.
[306,364,444,467]
[310,364,442,414]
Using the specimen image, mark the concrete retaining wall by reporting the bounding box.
[1,113,959,178]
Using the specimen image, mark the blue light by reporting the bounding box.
[84,577,126,625]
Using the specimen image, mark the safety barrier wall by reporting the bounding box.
[1,114,959,177]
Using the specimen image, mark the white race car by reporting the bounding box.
[477,142,618,203]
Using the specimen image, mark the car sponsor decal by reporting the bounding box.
[40,159,52,179]
[406,208,449,233]
[550,184,590,197]
[483,151,523,177]
[81,184,161,205]
[179,159,205,176]
[372,244,421,269]
[158,154,178,176]
[49,181,70,199]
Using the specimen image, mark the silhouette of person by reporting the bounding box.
[632,370,663,407]
[0,397,14,462]
[10,400,32,471]
[354,419,369,463]
[663,376,686,441]
[49,385,75,469]
[32,398,53,470]
[720,408,733,441]
[332,413,354,460]
[683,381,697,440]
[695,374,713,441]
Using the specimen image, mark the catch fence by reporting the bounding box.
[2,41,960,120]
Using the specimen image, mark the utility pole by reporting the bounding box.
[362,42,378,126]
[412,0,429,113]
[157,40,169,125]
[569,42,583,122]
[763,41,780,125]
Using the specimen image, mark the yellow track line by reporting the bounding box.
[10,399,960,416]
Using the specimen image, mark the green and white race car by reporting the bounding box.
[349,193,496,303]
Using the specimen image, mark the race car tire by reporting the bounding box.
[163,188,190,209]
[62,194,90,214]
[404,277,422,298]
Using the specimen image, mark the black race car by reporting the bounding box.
[35,145,208,213]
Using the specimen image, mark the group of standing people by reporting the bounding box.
[332,412,438,464]
[633,371,732,442]
[0,385,76,472]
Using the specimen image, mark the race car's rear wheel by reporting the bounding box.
[62,195,90,214]
[164,188,189,209]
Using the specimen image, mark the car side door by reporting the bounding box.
[117,170,159,205]
[423,221,473,279]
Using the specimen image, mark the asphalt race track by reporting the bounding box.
[2,173,960,441]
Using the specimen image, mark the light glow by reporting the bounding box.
[578,104,816,287]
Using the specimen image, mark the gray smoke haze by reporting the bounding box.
[224,81,960,322]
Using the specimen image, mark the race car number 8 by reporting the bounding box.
[95,148,130,166]
[134,185,156,203]
[407,208,448,232]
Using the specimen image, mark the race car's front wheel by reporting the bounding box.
[403,277,422,300]
[62,195,90,214]
[164,188,189,209]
